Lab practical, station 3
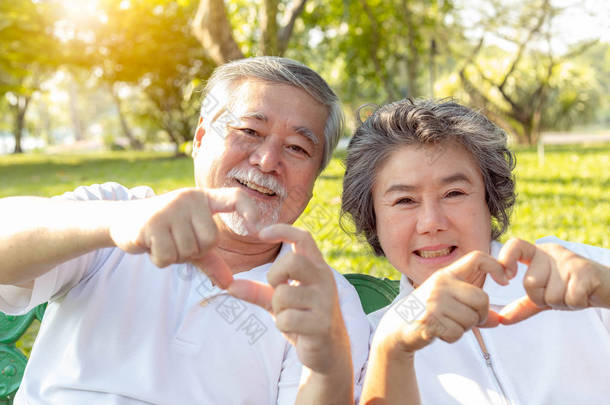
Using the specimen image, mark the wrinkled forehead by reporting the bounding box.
[200,79,245,119]
[372,139,484,187]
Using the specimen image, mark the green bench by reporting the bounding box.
[0,274,399,403]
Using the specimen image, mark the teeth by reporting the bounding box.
[238,179,275,196]
[418,247,452,258]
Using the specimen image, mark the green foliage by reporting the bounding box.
[89,0,215,147]
[289,0,456,107]
[2,0,609,153]
[451,44,602,134]
[573,42,610,126]
[2,144,608,281]
[0,0,62,95]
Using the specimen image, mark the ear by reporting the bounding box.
[192,116,205,156]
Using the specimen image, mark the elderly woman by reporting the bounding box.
[341,99,610,404]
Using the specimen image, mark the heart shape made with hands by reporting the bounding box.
[226,223,329,313]
[225,224,351,375]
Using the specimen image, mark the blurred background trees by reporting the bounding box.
[1,0,608,154]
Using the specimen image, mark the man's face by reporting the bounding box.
[193,79,328,235]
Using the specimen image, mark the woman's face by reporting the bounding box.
[372,142,492,286]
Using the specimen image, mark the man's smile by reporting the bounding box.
[235,178,277,197]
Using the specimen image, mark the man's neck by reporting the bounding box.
[216,232,282,274]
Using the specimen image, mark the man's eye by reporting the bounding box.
[288,144,310,156]
[239,128,259,137]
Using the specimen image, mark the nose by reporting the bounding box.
[249,137,282,174]
[416,199,449,235]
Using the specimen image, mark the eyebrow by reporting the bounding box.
[293,126,319,145]
[239,112,319,145]
[240,112,267,122]
[384,172,473,195]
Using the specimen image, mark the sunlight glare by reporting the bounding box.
[60,0,100,20]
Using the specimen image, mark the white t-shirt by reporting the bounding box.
[0,183,371,405]
[369,237,610,405]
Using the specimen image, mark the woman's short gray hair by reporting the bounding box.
[202,56,344,171]
[341,98,516,256]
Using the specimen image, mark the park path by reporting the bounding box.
[541,132,610,144]
[335,132,610,151]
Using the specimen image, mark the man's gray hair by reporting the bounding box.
[341,98,516,256]
[202,56,343,171]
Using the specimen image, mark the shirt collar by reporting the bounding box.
[233,243,291,283]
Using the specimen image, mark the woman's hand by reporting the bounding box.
[498,238,610,325]
[374,250,509,353]
[362,251,510,405]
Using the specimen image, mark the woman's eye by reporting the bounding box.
[395,197,415,205]
[445,190,465,198]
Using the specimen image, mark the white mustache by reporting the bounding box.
[227,167,287,199]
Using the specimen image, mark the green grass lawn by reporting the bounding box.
[0,144,609,356]
[1,144,609,282]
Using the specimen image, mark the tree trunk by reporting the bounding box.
[529,109,542,145]
[165,129,181,155]
[277,0,308,55]
[112,91,143,150]
[360,0,398,101]
[261,0,280,55]
[39,100,54,146]
[403,0,420,98]
[192,0,307,61]
[429,39,437,98]
[192,0,244,65]
[12,95,31,154]
[68,79,85,141]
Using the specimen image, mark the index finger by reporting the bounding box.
[228,279,274,312]
[499,296,550,325]
[266,252,321,287]
[446,251,509,286]
[258,224,324,263]
[497,238,538,278]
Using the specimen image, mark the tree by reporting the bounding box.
[87,0,216,152]
[455,0,598,144]
[191,0,308,64]
[0,0,62,153]
[283,0,458,111]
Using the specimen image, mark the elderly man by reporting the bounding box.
[0,57,370,404]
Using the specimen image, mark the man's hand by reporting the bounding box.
[375,251,510,354]
[498,238,610,325]
[109,187,258,288]
[228,224,352,375]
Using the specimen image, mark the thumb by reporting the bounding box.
[228,279,274,312]
[499,296,550,325]
[206,188,259,233]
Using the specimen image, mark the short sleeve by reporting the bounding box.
[0,182,154,315]
[536,236,610,334]
[334,272,373,403]
[535,236,610,266]
[276,344,301,405]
